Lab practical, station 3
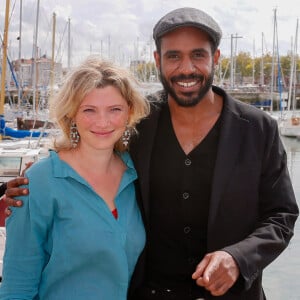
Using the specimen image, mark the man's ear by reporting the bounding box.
[213,48,221,65]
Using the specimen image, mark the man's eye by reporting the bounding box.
[168,54,179,59]
[194,52,205,58]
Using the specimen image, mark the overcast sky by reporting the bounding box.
[1,0,299,68]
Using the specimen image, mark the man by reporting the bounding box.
[0,183,8,225]
[4,7,299,300]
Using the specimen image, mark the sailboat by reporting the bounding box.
[279,19,300,139]
[0,0,50,155]
[1,0,50,139]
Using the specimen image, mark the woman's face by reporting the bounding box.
[74,86,129,151]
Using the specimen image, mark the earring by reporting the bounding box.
[122,127,131,147]
[70,121,80,148]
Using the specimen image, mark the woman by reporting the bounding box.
[0,56,149,299]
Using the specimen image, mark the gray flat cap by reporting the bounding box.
[153,7,222,47]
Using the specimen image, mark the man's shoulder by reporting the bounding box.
[146,89,167,103]
[212,86,278,135]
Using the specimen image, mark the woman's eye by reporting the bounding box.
[82,108,95,113]
[111,107,122,112]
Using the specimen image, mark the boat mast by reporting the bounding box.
[0,0,10,140]
[252,38,255,85]
[17,0,23,108]
[275,11,283,113]
[32,0,40,117]
[270,8,277,113]
[260,32,264,87]
[0,0,10,117]
[50,12,56,100]
[230,33,242,89]
[292,19,298,114]
[230,34,234,89]
[68,18,71,70]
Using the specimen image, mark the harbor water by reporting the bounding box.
[263,136,300,299]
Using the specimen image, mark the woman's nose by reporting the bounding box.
[95,112,110,126]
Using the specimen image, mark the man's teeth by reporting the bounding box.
[178,81,197,87]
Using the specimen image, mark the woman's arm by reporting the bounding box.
[0,178,48,298]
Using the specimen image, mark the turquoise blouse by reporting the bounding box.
[0,151,145,300]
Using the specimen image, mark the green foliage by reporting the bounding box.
[217,51,299,86]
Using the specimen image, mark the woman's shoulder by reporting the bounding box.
[25,150,57,178]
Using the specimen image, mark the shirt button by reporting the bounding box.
[183,226,191,234]
[183,192,189,199]
[185,158,191,166]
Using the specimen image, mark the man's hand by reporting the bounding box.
[192,250,240,296]
[4,177,29,216]
[4,161,33,214]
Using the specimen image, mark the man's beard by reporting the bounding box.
[159,66,214,107]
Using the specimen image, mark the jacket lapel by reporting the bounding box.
[208,95,248,237]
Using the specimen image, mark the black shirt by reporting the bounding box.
[147,101,220,291]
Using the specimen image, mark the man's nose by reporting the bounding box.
[179,57,195,74]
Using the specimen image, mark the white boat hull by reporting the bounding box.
[279,117,300,138]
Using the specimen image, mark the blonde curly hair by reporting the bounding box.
[50,55,150,152]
